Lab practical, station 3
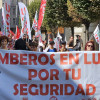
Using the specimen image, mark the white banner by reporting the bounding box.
[4,0,10,36]
[0,50,100,100]
[18,2,31,39]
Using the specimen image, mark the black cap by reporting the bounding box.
[49,41,55,44]
[61,41,66,44]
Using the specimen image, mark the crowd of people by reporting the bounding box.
[0,34,95,52]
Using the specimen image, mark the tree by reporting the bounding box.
[67,0,81,37]
[69,0,100,40]
[28,1,40,35]
[43,0,72,34]
[28,1,40,26]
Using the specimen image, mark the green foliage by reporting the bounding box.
[42,0,72,32]
[28,1,40,26]
[70,0,100,22]
[67,0,81,27]
[69,0,100,40]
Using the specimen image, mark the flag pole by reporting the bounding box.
[99,43,100,51]
[16,0,18,39]
[98,23,100,51]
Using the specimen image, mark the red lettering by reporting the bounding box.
[6,21,9,25]
[6,3,10,12]
[84,53,91,64]
[38,69,49,80]
[50,84,59,95]
[21,8,24,15]
[86,84,96,95]
[60,84,63,95]
[50,69,59,80]
[20,84,27,95]
[6,14,10,20]
[50,54,55,65]
[38,54,49,65]
[29,54,37,65]
[69,53,79,64]
[0,53,9,64]
[75,84,85,95]
[10,53,19,64]
[20,54,27,65]
[29,84,38,95]
[63,69,71,80]
[65,84,74,95]
[40,84,49,95]
[60,54,68,65]
[93,53,100,64]
[72,69,81,80]
[28,69,37,80]
[13,84,19,95]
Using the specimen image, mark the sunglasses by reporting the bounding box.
[87,45,93,48]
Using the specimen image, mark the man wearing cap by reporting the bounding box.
[47,41,57,52]
[60,41,68,52]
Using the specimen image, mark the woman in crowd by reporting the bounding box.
[59,41,69,52]
[85,41,95,51]
[0,35,9,50]
[67,36,74,49]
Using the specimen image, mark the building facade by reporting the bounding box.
[0,0,28,32]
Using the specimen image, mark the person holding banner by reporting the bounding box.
[0,35,9,50]
[85,41,95,51]
[59,41,69,52]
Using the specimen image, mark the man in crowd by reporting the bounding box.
[14,34,32,50]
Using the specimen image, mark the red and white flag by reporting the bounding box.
[93,24,100,44]
[1,7,6,35]
[9,30,15,36]
[18,2,31,39]
[37,0,47,31]
[54,30,62,51]
[4,0,10,36]
[16,26,20,40]
[32,11,38,32]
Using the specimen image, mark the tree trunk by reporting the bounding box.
[71,27,74,38]
[85,24,90,41]
[82,19,90,42]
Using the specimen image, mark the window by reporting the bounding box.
[13,8,16,15]
[13,18,16,25]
